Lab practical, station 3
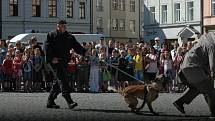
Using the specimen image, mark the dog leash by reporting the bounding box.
[46,63,60,81]
[102,60,145,85]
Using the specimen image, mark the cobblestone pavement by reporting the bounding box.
[0,92,214,121]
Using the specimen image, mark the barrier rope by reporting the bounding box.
[102,60,145,85]
[45,59,145,85]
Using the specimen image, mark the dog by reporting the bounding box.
[109,74,165,115]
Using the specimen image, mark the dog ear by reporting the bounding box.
[147,85,152,92]
[148,82,160,91]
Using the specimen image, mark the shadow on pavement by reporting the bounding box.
[73,108,209,118]
[72,108,211,121]
[73,108,132,113]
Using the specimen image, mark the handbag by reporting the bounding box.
[102,69,112,81]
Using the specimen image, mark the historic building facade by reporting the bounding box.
[203,0,215,33]
[1,0,91,39]
[143,0,202,45]
[91,0,144,42]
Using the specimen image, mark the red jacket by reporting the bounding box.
[3,59,13,75]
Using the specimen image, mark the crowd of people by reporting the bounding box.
[0,35,195,93]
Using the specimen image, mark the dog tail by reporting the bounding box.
[108,86,123,95]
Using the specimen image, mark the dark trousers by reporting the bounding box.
[176,71,215,115]
[48,62,74,104]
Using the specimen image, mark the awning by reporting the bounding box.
[177,25,200,38]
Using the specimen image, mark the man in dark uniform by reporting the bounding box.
[173,32,215,118]
[45,20,86,109]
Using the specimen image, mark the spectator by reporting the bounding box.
[32,48,43,92]
[22,48,33,92]
[187,41,193,51]
[13,50,23,91]
[161,42,169,53]
[114,41,120,52]
[15,41,24,53]
[109,49,119,89]
[108,40,114,57]
[99,51,109,92]
[95,37,108,56]
[171,42,179,61]
[145,47,158,82]
[133,48,144,82]
[2,53,13,91]
[117,50,127,88]
[67,49,78,92]
[153,37,161,54]
[163,51,175,92]
[29,36,44,56]
[89,49,100,92]
[125,48,134,85]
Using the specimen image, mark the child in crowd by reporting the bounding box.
[13,50,23,91]
[76,55,90,92]
[117,50,127,89]
[67,49,78,92]
[89,49,100,92]
[2,53,13,91]
[133,48,144,82]
[22,48,33,92]
[32,48,43,91]
[162,51,175,92]
[108,50,119,89]
[173,47,186,92]
[125,48,134,85]
[99,52,109,92]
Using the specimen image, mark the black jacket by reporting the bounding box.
[45,30,86,64]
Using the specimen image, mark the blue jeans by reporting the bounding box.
[134,70,143,81]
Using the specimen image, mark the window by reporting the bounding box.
[174,3,180,22]
[9,0,18,16]
[96,0,103,11]
[112,19,118,31]
[161,5,167,23]
[130,1,135,12]
[187,1,194,21]
[119,0,125,11]
[129,20,135,32]
[112,0,118,10]
[150,7,155,24]
[67,0,73,18]
[97,17,103,28]
[97,17,103,33]
[49,0,57,17]
[119,19,125,31]
[32,0,41,17]
[212,0,215,16]
[79,2,86,19]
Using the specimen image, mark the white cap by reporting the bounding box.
[154,37,160,41]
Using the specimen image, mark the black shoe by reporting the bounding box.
[68,102,78,109]
[47,102,60,109]
[173,102,185,114]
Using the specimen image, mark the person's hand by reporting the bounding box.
[52,58,59,64]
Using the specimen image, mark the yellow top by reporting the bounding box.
[133,54,143,71]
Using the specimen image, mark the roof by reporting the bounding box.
[9,34,29,43]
